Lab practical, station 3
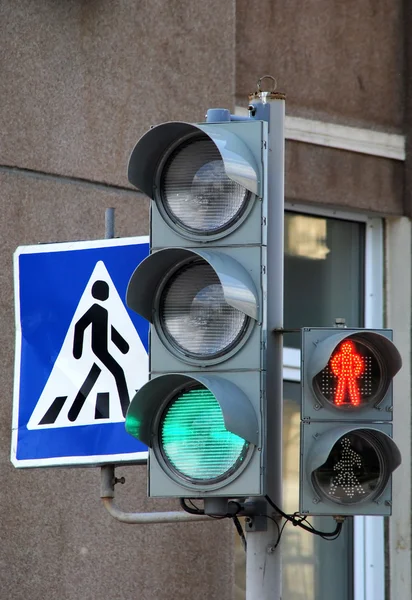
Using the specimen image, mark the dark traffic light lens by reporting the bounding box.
[312,430,388,505]
[159,259,249,360]
[313,338,385,410]
[160,135,250,236]
[160,386,249,483]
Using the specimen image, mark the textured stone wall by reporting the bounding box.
[0,1,236,599]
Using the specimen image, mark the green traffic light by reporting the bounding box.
[160,387,248,483]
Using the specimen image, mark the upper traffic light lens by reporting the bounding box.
[159,135,250,236]
[160,386,249,483]
[159,259,249,360]
[313,338,384,409]
[311,430,388,505]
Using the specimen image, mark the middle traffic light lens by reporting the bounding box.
[159,260,249,359]
[160,386,249,483]
[160,135,250,236]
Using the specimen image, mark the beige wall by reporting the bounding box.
[238,0,405,216]
[0,0,234,187]
[285,142,404,216]
[0,1,236,599]
[237,0,404,131]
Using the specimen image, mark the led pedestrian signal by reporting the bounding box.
[329,340,364,406]
[300,328,402,516]
[313,431,390,505]
[315,338,383,410]
[123,106,283,499]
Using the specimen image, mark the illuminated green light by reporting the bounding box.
[160,387,248,483]
[125,411,142,440]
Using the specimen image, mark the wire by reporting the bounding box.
[188,499,203,512]
[180,498,238,519]
[180,498,247,548]
[265,495,344,540]
[276,518,288,547]
[180,498,204,515]
[232,515,247,551]
[180,496,343,547]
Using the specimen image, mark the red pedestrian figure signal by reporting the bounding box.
[330,341,364,406]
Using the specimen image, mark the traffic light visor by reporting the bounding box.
[307,426,401,507]
[128,122,260,241]
[128,121,259,197]
[125,374,259,488]
[125,373,259,448]
[127,248,259,364]
[308,331,402,411]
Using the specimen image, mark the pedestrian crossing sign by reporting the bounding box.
[12,236,150,467]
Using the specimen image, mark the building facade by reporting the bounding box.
[1,1,410,599]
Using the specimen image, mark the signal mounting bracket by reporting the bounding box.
[243,499,269,532]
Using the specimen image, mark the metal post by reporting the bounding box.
[105,207,115,240]
[246,89,285,600]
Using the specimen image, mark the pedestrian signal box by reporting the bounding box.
[300,327,402,516]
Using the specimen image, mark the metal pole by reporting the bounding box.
[105,207,115,239]
[246,91,285,600]
[100,465,210,524]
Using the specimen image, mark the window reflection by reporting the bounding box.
[285,215,330,260]
[284,212,364,348]
[283,396,315,599]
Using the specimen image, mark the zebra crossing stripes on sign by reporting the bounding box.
[12,237,150,468]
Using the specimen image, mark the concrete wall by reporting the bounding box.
[237,0,404,130]
[0,1,237,599]
[238,0,405,216]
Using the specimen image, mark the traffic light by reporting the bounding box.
[300,327,402,516]
[124,103,285,499]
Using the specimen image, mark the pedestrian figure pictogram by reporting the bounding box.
[330,341,364,406]
[27,260,148,430]
[68,280,130,421]
[329,437,366,498]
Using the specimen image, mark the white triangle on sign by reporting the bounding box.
[27,260,148,430]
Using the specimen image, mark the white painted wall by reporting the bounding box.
[386,217,412,600]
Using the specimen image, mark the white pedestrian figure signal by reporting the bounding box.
[329,437,366,499]
[27,261,148,430]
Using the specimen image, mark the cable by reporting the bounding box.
[265,495,344,540]
[180,498,247,549]
[180,498,238,519]
[180,498,204,515]
[180,496,343,546]
[232,515,247,551]
[275,518,288,547]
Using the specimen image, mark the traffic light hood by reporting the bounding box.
[306,425,402,476]
[127,121,261,197]
[308,330,402,381]
[126,247,260,322]
[125,373,259,447]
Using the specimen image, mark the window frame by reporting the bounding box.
[283,201,384,600]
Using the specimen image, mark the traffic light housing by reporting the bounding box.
[124,107,284,499]
[300,327,402,516]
